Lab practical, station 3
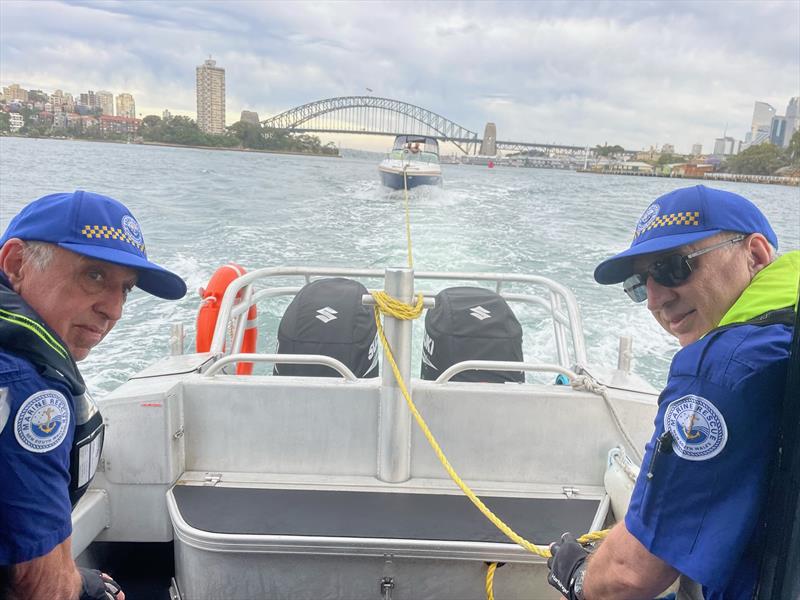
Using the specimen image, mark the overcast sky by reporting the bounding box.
[1,0,798,153]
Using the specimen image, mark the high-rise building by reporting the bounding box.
[79,91,97,109]
[96,90,114,116]
[196,58,226,134]
[713,137,738,156]
[750,101,775,145]
[784,96,800,145]
[661,143,675,154]
[769,116,788,148]
[116,93,136,118]
[691,143,703,156]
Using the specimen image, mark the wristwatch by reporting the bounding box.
[572,564,586,600]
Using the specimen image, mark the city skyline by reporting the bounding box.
[1,1,798,153]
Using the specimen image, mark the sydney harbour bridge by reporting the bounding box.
[261,96,635,158]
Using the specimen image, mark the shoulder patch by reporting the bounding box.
[0,387,8,433]
[664,394,727,461]
[14,389,71,453]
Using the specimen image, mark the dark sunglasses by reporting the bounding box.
[623,235,746,302]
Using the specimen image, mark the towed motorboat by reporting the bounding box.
[72,264,661,599]
[379,135,443,190]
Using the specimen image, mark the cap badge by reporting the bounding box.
[635,203,661,237]
[121,215,144,245]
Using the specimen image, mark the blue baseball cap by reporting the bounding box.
[0,190,187,299]
[594,185,778,284]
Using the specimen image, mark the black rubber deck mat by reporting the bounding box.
[172,485,600,545]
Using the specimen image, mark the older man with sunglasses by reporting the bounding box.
[547,185,799,600]
[0,191,187,599]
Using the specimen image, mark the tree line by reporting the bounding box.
[139,115,338,155]
[721,130,800,175]
[0,109,338,156]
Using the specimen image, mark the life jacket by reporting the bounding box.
[0,275,104,508]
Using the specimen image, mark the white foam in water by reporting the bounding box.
[1,137,798,395]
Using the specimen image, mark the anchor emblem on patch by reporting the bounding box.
[664,394,727,461]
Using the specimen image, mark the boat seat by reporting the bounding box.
[169,485,599,544]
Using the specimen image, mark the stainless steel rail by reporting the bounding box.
[203,353,358,380]
[208,266,588,369]
[434,361,578,384]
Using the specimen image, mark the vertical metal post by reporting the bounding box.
[170,323,185,356]
[617,336,633,373]
[377,267,414,483]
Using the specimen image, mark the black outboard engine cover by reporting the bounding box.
[275,278,379,378]
[421,287,524,383]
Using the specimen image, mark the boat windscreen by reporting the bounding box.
[392,136,440,154]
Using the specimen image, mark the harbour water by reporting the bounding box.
[1,136,798,395]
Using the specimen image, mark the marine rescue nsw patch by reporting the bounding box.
[664,394,727,461]
[14,389,71,453]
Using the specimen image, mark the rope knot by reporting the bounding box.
[371,291,424,320]
[570,374,606,396]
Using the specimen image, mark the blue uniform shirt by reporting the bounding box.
[625,321,792,599]
[0,350,75,564]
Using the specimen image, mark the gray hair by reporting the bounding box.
[21,241,56,271]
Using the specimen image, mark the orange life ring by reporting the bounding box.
[196,263,257,375]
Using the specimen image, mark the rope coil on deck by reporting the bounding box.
[370,290,610,561]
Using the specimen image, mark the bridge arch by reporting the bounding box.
[261,96,479,154]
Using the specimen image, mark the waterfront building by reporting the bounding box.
[196,58,226,134]
[3,83,28,103]
[691,143,703,156]
[98,115,141,135]
[9,112,24,132]
[116,93,136,118]
[240,110,260,125]
[64,93,75,112]
[96,90,114,116]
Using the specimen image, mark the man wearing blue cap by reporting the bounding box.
[547,185,799,599]
[0,191,186,599]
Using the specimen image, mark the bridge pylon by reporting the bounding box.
[479,123,497,156]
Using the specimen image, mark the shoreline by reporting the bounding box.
[0,133,341,159]
[576,168,799,187]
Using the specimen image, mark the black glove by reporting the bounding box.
[78,568,122,600]
[546,532,589,600]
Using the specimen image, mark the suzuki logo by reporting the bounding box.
[315,307,338,323]
[470,306,491,320]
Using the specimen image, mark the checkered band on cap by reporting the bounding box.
[635,210,700,238]
[80,224,146,253]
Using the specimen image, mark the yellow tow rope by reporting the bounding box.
[386,157,608,598]
[371,292,609,562]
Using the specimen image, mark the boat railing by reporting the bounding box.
[209,266,588,378]
[203,353,358,380]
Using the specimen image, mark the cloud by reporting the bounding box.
[1,0,797,153]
